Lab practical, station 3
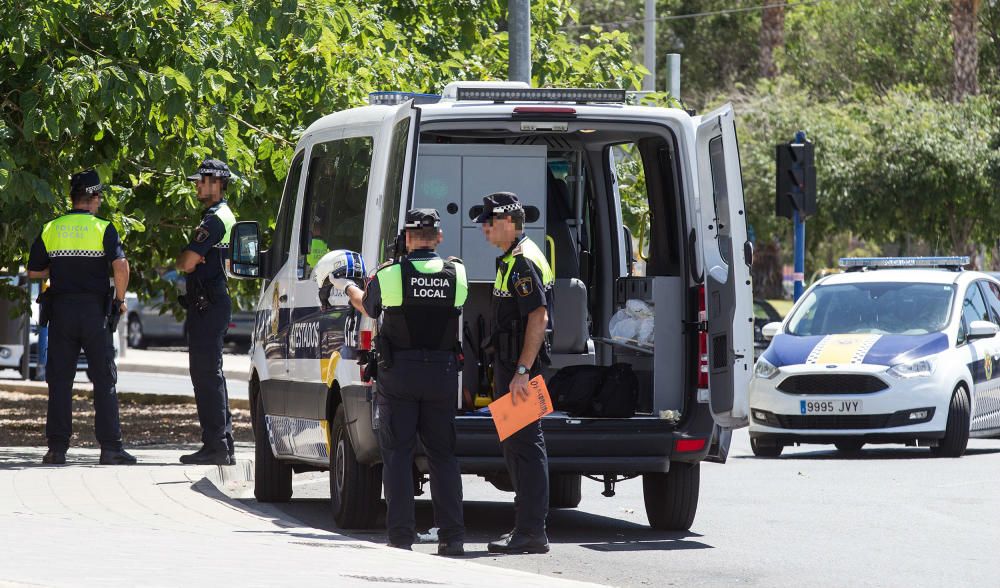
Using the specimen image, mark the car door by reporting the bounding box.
[695,104,753,429]
[959,281,995,429]
[970,280,1000,431]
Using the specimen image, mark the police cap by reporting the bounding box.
[404,208,441,230]
[70,169,104,195]
[186,159,232,181]
[473,191,522,223]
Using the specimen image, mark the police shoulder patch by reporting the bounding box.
[515,277,533,297]
[194,227,210,243]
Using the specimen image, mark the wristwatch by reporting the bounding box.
[515,364,529,376]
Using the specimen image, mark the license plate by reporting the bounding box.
[800,399,864,415]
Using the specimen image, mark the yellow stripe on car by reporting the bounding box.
[807,334,882,365]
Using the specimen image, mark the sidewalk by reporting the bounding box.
[117,348,249,381]
[0,446,602,588]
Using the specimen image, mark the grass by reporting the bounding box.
[766,298,794,318]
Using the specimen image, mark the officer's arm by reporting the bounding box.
[112,258,130,302]
[517,306,548,369]
[104,225,129,303]
[176,215,221,272]
[345,283,367,316]
[26,235,49,279]
[175,250,204,273]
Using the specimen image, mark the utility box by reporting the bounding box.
[413,144,548,282]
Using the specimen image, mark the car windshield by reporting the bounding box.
[786,281,955,336]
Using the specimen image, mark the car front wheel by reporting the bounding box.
[931,385,970,458]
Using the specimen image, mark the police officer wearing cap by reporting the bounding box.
[476,192,554,554]
[334,208,467,556]
[27,169,136,465]
[175,159,237,465]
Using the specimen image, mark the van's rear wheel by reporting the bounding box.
[253,389,293,503]
[643,462,699,531]
[931,386,970,458]
[549,473,582,509]
[330,405,382,529]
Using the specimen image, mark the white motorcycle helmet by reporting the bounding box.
[314,249,366,310]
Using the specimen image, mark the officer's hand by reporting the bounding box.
[509,373,531,404]
[118,300,127,315]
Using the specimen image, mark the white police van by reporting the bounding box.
[227,81,753,531]
[750,257,1000,457]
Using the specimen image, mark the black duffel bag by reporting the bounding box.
[591,363,639,418]
[549,365,604,416]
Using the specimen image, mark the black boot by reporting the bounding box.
[226,432,236,465]
[487,532,549,554]
[179,445,230,465]
[42,450,66,465]
[99,448,137,465]
[437,541,465,556]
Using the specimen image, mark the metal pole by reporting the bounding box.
[792,130,807,301]
[509,0,531,84]
[664,53,681,102]
[643,0,656,91]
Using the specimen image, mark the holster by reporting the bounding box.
[105,291,122,333]
[186,277,212,312]
[492,319,524,365]
[36,290,51,327]
[375,333,394,370]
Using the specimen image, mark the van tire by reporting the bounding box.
[834,440,864,454]
[330,405,382,529]
[549,473,582,509]
[750,436,783,457]
[643,462,699,531]
[931,386,970,458]
[253,390,293,503]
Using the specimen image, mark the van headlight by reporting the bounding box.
[754,357,779,379]
[888,357,936,379]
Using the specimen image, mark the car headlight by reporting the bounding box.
[754,357,779,379]
[888,357,937,379]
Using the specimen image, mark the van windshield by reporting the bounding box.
[786,282,955,336]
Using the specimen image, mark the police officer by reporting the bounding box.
[175,159,237,465]
[26,169,136,465]
[475,192,554,554]
[331,209,466,556]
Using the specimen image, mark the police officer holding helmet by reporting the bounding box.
[27,169,136,465]
[175,159,237,465]
[476,192,554,554]
[324,208,467,556]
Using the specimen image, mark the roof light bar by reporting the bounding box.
[455,87,626,104]
[839,256,970,269]
[368,91,441,107]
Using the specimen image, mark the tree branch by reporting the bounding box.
[226,113,293,146]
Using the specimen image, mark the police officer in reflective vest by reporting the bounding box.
[336,208,467,556]
[475,192,554,554]
[26,169,136,465]
[175,159,237,465]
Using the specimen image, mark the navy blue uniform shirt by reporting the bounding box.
[183,200,230,286]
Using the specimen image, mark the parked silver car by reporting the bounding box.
[125,270,252,349]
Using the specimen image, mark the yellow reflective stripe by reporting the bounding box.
[378,264,404,307]
[454,262,468,307]
[212,202,236,249]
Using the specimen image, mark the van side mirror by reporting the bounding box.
[228,221,262,279]
[968,320,999,340]
[761,322,782,340]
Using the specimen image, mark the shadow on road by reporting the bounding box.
[735,446,1000,461]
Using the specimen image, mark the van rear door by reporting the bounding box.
[695,104,752,429]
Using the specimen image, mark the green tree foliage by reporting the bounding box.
[0,0,645,305]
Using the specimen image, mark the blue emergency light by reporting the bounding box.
[367,91,441,106]
[839,256,970,270]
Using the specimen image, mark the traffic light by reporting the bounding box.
[775,139,816,219]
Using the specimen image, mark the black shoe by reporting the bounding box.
[179,445,230,465]
[99,448,137,465]
[387,543,412,551]
[487,533,549,554]
[437,541,465,556]
[42,450,66,465]
[226,432,235,464]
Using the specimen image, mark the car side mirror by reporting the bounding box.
[761,322,782,340]
[228,221,262,280]
[968,320,999,340]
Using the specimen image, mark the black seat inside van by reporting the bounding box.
[546,168,589,355]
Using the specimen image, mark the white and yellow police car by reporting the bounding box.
[749,257,1000,458]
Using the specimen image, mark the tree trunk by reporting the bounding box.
[952,0,981,100]
[759,5,785,79]
[751,241,783,299]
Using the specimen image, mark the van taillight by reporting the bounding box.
[360,330,372,351]
[697,285,709,389]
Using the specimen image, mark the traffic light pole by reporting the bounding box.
[792,130,807,301]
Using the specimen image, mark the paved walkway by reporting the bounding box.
[0,447,599,588]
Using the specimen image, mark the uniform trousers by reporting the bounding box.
[45,295,122,451]
[376,349,465,546]
[494,360,549,538]
[185,287,233,451]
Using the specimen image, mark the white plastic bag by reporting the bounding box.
[610,298,655,346]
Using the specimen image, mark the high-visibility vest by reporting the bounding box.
[493,236,554,298]
[41,213,111,258]
[377,255,467,351]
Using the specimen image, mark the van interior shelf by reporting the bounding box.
[592,336,654,355]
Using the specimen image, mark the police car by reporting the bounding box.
[749,257,1000,458]
[226,81,753,532]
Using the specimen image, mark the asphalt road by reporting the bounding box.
[250,428,1000,588]
[93,371,250,400]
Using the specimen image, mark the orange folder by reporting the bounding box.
[489,375,553,442]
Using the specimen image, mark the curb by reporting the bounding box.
[117,362,246,381]
[0,379,250,410]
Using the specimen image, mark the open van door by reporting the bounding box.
[695,104,752,429]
